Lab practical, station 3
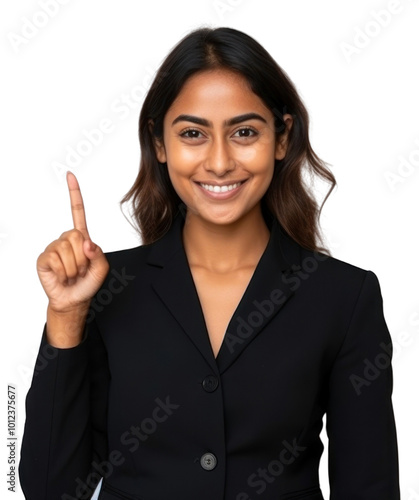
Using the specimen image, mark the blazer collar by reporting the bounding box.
[147,203,302,374]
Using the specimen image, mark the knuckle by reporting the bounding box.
[48,252,62,265]
[71,202,84,211]
[58,239,72,251]
[68,229,85,242]
[59,229,72,239]
[44,240,57,252]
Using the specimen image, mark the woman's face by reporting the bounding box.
[153,68,292,227]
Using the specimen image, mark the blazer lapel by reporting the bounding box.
[147,204,302,375]
[147,206,219,373]
[215,211,302,374]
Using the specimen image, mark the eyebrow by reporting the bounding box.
[171,112,268,127]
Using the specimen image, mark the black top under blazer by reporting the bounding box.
[19,204,400,500]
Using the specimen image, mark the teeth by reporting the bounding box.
[199,182,242,193]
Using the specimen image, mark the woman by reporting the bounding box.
[19,27,400,499]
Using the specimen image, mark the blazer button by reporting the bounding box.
[200,452,217,470]
[202,375,219,392]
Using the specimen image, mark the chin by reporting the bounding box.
[198,208,249,227]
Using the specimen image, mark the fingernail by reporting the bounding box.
[67,277,76,286]
[79,266,87,276]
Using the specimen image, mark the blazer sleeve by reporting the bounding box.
[18,315,110,500]
[326,270,400,499]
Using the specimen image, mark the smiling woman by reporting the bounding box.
[123,27,335,252]
[152,69,290,229]
[19,27,400,500]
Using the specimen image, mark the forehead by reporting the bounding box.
[165,68,271,119]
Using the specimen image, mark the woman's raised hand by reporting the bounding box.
[37,171,110,347]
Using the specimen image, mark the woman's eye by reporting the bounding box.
[234,128,258,138]
[180,129,203,139]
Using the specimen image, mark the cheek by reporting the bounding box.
[235,146,276,177]
[166,163,194,202]
[234,134,276,166]
[163,140,195,181]
[164,142,204,175]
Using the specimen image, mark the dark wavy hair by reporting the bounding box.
[120,26,336,253]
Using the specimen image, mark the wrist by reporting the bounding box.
[46,303,90,348]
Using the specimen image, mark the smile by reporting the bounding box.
[199,182,242,193]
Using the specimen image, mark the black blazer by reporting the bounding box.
[19,205,400,500]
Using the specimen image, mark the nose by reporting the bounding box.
[205,135,235,176]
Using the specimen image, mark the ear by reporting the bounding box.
[148,119,167,163]
[275,113,293,161]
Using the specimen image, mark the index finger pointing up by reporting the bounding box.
[66,171,90,240]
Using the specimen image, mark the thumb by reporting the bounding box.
[88,240,97,252]
[83,239,109,280]
[83,238,105,261]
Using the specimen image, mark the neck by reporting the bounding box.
[182,204,271,273]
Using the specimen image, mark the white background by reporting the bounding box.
[1,0,418,498]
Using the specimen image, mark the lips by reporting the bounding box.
[199,181,242,193]
[194,179,248,199]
